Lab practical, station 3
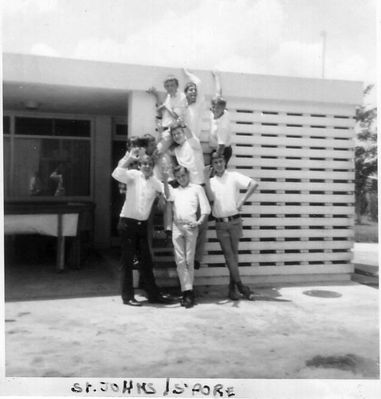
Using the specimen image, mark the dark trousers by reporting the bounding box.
[118,217,160,301]
[215,217,243,284]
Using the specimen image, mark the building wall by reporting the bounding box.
[149,96,358,284]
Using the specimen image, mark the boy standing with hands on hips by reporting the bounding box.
[203,152,258,301]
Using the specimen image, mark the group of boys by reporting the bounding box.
[111,69,258,308]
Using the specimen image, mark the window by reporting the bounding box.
[3,114,92,199]
[115,123,128,137]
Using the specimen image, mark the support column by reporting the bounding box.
[127,90,156,138]
[94,115,112,248]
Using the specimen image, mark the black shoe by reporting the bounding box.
[183,290,194,309]
[194,260,201,270]
[148,293,175,304]
[237,283,255,300]
[123,298,142,307]
[180,291,186,306]
[228,283,240,301]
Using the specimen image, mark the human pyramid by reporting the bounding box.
[112,69,259,308]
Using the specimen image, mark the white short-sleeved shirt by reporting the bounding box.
[210,170,254,218]
[174,136,205,185]
[167,183,211,223]
[209,110,232,148]
[111,168,163,221]
[162,91,188,128]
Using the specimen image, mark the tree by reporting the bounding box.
[354,84,377,223]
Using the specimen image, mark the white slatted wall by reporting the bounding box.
[153,97,356,285]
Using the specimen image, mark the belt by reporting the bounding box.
[174,219,194,225]
[215,214,240,223]
[120,217,147,225]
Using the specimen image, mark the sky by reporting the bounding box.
[1,0,378,88]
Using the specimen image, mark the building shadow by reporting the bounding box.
[4,243,120,302]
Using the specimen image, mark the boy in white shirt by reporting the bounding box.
[203,152,258,301]
[170,124,209,270]
[163,166,210,308]
[209,71,233,166]
[111,153,172,306]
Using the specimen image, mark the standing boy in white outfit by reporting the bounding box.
[163,166,210,308]
[170,124,209,270]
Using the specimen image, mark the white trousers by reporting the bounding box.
[172,222,198,291]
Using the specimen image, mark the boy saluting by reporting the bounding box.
[112,152,173,306]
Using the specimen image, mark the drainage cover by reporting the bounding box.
[302,290,342,298]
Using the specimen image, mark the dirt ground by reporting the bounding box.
[4,282,379,379]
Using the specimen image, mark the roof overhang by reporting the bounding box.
[3,81,128,115]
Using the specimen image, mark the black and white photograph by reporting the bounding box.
[0,0,379,397]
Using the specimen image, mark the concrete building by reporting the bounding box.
[2,53,363,284]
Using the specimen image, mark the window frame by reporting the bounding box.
[3,110,95,202]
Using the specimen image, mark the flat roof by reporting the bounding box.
[3,53,363,106]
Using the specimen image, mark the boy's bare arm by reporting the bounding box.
[237,180,259,211]
[203,166,215,203]
[183,68,201,86]
[212,70,222,97]
[146,86,162,105]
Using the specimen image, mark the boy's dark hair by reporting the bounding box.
[143,133,156,143]
[127,136,150,150]
[173,165,189,176]
[164,75,179,87]
[211,96,227,108]
[211,150,225,162]
[126,136,140,150]
[184,81,197,93]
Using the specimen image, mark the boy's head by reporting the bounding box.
[173,165,190,188]
[163,75,179,96]
[127,136,146,159]
[126,136,139,151]
[211,96,226,118]
[211,151,226,176]
[143,133,157,155]
[138,154,154,177]
[184,82,197,104]
[170,126,186,146]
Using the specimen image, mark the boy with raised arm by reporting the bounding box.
[209,71,233,166]
[111,152,172,306]
[183,68,206,139]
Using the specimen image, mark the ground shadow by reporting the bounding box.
[194,286,292,305]
[4,250,120,302]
